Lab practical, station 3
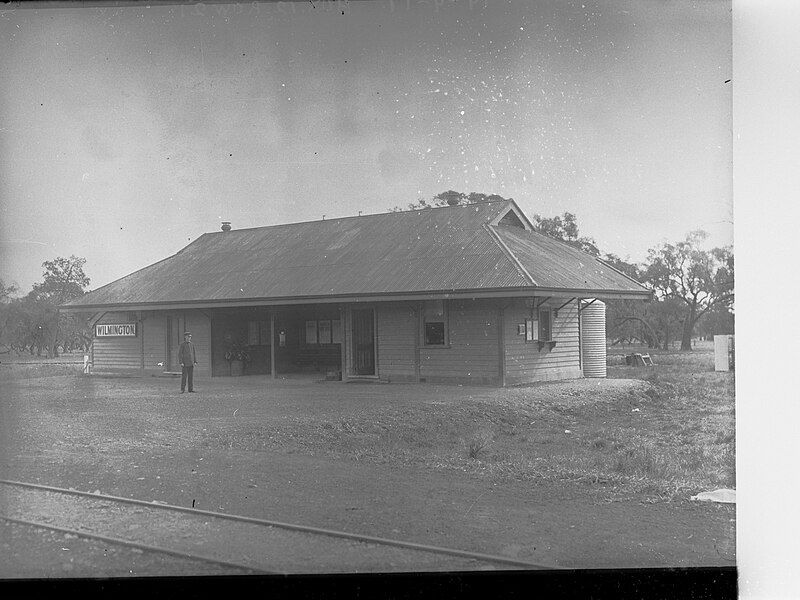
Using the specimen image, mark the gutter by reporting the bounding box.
[60,286,651,313]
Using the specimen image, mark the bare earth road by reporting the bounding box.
[0,370,735,586]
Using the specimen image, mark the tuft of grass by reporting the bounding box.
[611,443,671,479]
[466,429,494,460]
[715,429,735,444]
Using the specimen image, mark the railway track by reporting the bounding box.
[0,479,554,575]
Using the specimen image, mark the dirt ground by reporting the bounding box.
[0,362,735,577]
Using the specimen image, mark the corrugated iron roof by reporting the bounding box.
[65,200,649,309]
[491,225,649,293]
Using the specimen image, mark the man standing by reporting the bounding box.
[179,331,198,393]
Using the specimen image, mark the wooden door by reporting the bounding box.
[351,308,375,376]
[166,315,183,372]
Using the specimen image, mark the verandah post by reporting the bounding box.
[270,311,276,380]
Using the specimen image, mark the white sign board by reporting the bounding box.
[714,335,733,371]
[96,323,137,337]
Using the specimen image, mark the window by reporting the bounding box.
[331,319,342,343]
[538,308,552,342]
[318,320,332,344]
[305,320,318,344]
[302,319,342,345]
[422,300,448,346]
[248,320,270,345]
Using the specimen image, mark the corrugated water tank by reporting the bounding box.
[580,299,607,378]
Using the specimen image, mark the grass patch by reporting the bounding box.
[192,347,734,501]
[0,362,84,380]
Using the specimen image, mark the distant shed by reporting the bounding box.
[62,200,650,385]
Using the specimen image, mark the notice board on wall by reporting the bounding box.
[318,320,332,344]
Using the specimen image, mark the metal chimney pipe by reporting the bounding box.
[221,222,231,232]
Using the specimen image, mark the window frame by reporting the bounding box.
[421,300,449,348]
[538,307,553,342]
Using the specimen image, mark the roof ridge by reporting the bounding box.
[209,199,511,235]
[483,224,537,286]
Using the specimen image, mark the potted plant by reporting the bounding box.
[224,340,250,376]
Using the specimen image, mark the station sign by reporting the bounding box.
[96,323,137,337]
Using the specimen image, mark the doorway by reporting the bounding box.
[351,308,375,376]
[165,314,184,372]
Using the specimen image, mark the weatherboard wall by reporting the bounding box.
[418,299,501,385]
[376,302,418,382]
[91,312,142,374]
[374,298,582,385]
[89,301,582,385]
[373,300,502,385]
[91,310,211,377]
[142,313,167,375]
[502,298,582,385]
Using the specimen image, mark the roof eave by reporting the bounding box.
[60,286,651,312]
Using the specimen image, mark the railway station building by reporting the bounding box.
[62,199,650,386]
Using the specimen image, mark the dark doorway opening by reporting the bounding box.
[210,309,272,376]
[352,308,375,376]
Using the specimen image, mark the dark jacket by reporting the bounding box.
[178,341,197,366]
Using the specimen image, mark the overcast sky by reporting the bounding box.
[0,0,731,293]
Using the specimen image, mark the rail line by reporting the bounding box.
[0,479,556,572]
[1,514,268,575]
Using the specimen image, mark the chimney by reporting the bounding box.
[221,221,231,232]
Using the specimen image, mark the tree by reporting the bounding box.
[531,212,600,257]
[392,190,511,211]
[25,256,91,358]
[606,303,659,348]
[696,303,734,340]
[0,279,20,353]
[0,279,18,303]
[28,256,90,306]
[642,231,734,350]
[601,253,641,281]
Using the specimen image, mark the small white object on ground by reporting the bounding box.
[690,488,736,503]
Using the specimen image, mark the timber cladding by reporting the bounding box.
[376,302,417,380]
[142,313,166,374]
[93,310,211,377]
[374,298,582,385]
[420,298,501,384]
[92,312,141,373]
[375,300,502,384]
[503,298,581,385]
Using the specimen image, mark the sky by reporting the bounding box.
[0,0,732,294]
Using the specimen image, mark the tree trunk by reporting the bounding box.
[48,314,60,358]
[680,305,697,351]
